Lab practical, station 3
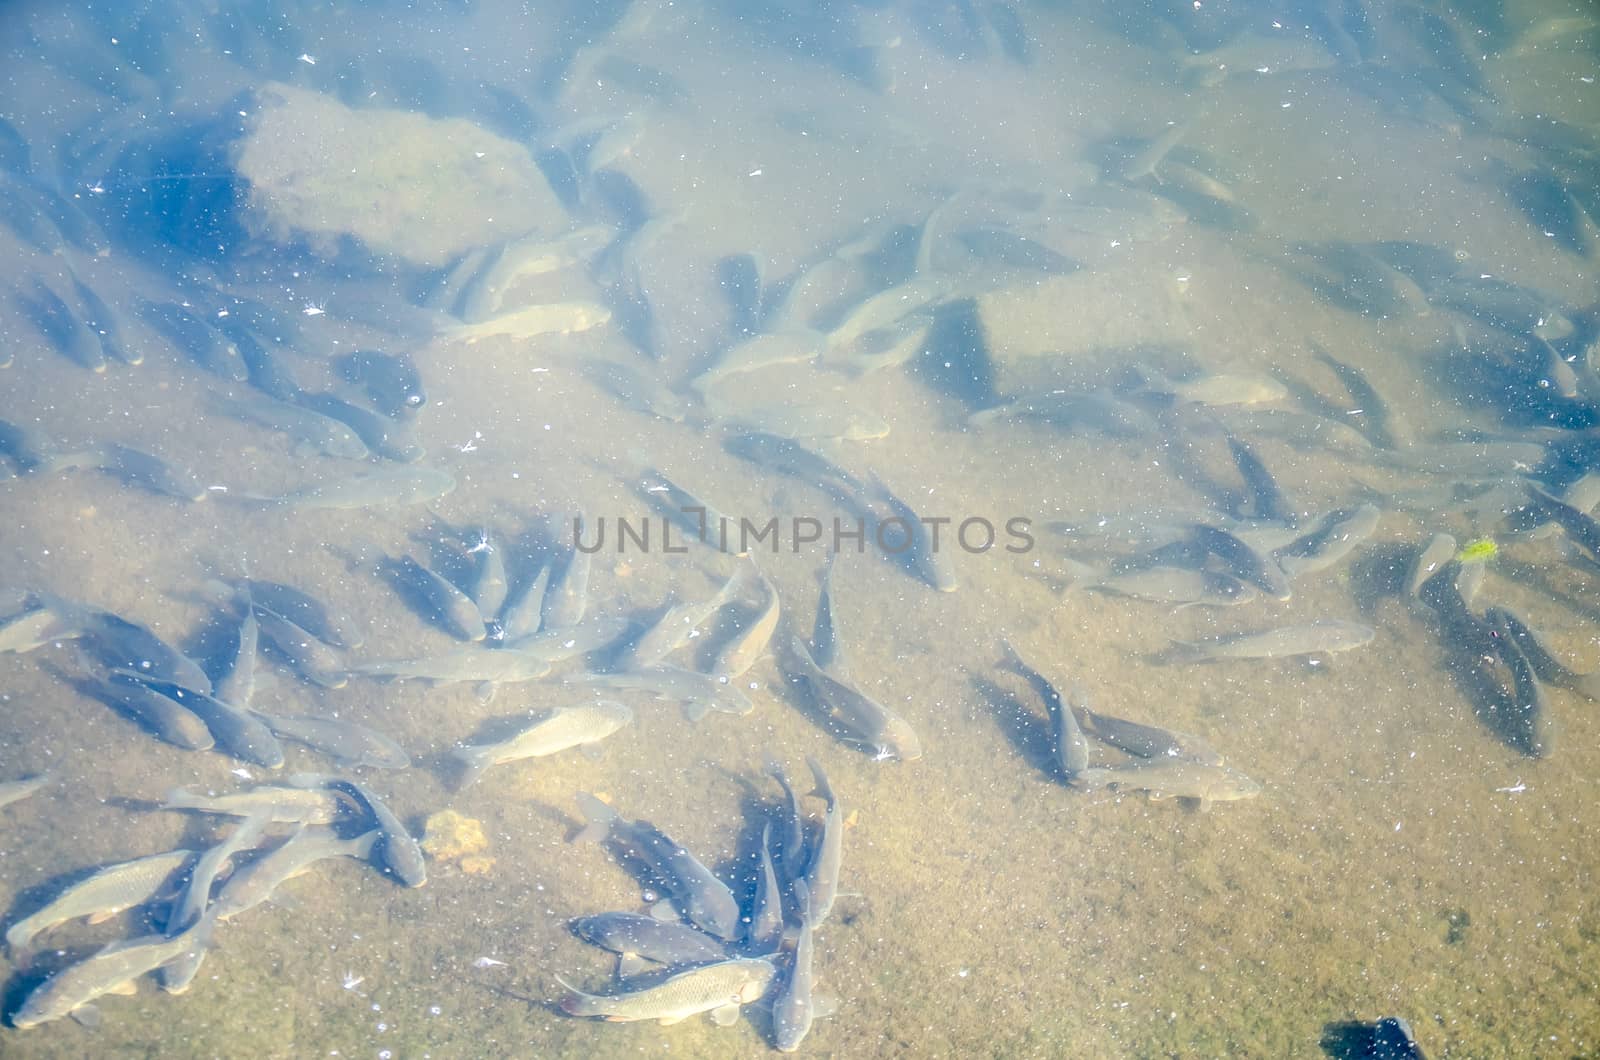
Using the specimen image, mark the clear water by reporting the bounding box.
[1,1,1598,1056]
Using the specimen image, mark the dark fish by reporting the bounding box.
[391,555,487,642]
[810,557,841,670]
[21,278,105,372]
[1274,503,1380,577]
[802,757,843,923]
[138,299,248,381]
[294,391,424,462]
[74,671,214,750]
[242,579,363,650]
[1485,607,1600,700]
[89,443,206,501]
[723,431,864,496]
[253,607,349,688]
[763,756,810,883]
[781,636,922,760]
[1224,434,1292,523]
[334,349,426,418]
[1311,344,1406,449]
[573,792,742,941]
[124,675,284,768]
[542,515,592,630]
[571,912,728,968]
[75,607,213,693]
[1523,482,1600,562]
[745,824,784,953]
[1489,626,1556,758]
[1186,524,1292,601]
[999,638,1089,779]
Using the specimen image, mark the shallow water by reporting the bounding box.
[2,1,1599,1056]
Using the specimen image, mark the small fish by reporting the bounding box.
[710,562,781,679]
[1524,482,1600,563]
[391,555,487,642]
[641,472,749,555]
[346,647,553,686]
[496,561,550,642]
[1485,607,1600,701]
[121,676,284,768]
[1170,620,1375,662]
[311,778,426,887]
[253,607,349,689]
[10,921,213,1028]
[691,330,823,394]
[573,793,742,941]
[542,515,593,630]
[334,349,427,418]
[1185,524,1292,601]
[293,391,424,462]
[745,824,784,953]
[89,443,206,501]
[138,300,247,381]
[166,815,269,937]
[771,883,818,1052]
[5,850,194,951]
[242,466,457,510]
[453,701,632,786]
[216,391,370,461]
[998,639,1088,779]
[1311,345,1407,449]
[444,300,611,342]
[240,579,364,649]
[1224,435,1293,524]
[75,607,213,693]
[810,557,841,670]
[77,671,215,751]
[469,530,509,619]
[252,712,411,769]
[802,757,844,924]
[1075,759,1261,810]
[782,637,922,761]
[557,956,776,1026]
[1406,534,1457,598]
[1073,695,1221,766]
[577,666,754,722]
[213,591,258,710]
[616,569,747,671]
[0,772,50,811]
[0,605,78,656]
[764,757,810,883]
[1489,626,1556,759]
[162,785,346,824]
[209,826,379,921]
[1275,504,1380,577]
[1077,564,1260,607]
[571,912,729,968]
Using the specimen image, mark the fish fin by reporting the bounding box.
[578,742,606,762]
[107,980,139,997]
[682,699,711,723]
[657,1014,688,1027]
[453,749,488,790]
[615,952,654,979]
[649,899,680,922]
[1195,796,1213,813]
[69,1004,102,1029]
[85,910,121,925]
[708,1003,742,1027]
[571,792,615,843]
[474,681,498,705]
[812,994,840,1020]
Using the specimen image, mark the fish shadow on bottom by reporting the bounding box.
[1430,610,1547,758]
[1344,542,1420,617]
[968,674,1060,784]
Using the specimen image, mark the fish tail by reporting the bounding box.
[804,755,834,805]
[452,746,489,789]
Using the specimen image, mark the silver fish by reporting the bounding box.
[0,772,50,811]
[558,956,775,1025]
[710,562,781,679]
[1076,759,1261,810]
[1275,504,1380,577]
[746,824,784,953]
[241,579,363,650]
[10,922,212,1029]
[252,712,410,769]
[162,785,345,825]
[998,639,1088,779]
[215,391,370,460]
[1170,620,1375,662]
[5,849,194,951]
[311,778,425,888]
[772,882,818,1052]
[454,700,632,787]
[802,757,843,924]
[78,672,214,751]
[245,466,457,510]
[127,676,284,768]
[209,826,379,921]
[577,666,753,722]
